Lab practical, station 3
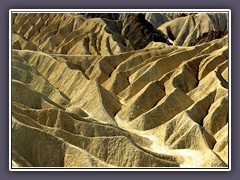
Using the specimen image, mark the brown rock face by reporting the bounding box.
[190,30,228,46]
[11,12,229,168]
[82,13,120,20]
[121,13,172,50]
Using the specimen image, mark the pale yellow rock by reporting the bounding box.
[203,95,228,136]
[221,67,229,83]
[213,123,228,164]
[158,13,228,46]
[125,88,194,130]
[116,81,165,122]
[11,12,229,168]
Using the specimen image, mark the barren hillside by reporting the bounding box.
[11,12,229,168]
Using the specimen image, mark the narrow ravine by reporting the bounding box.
[115,115,206,168]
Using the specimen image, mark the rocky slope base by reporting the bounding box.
[11,12,229,168]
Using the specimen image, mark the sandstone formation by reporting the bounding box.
[11,12,229,168]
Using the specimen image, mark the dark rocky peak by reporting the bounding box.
[82,13,120,20]
[122,13,172,50]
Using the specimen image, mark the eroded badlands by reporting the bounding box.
[11,12,229,168]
